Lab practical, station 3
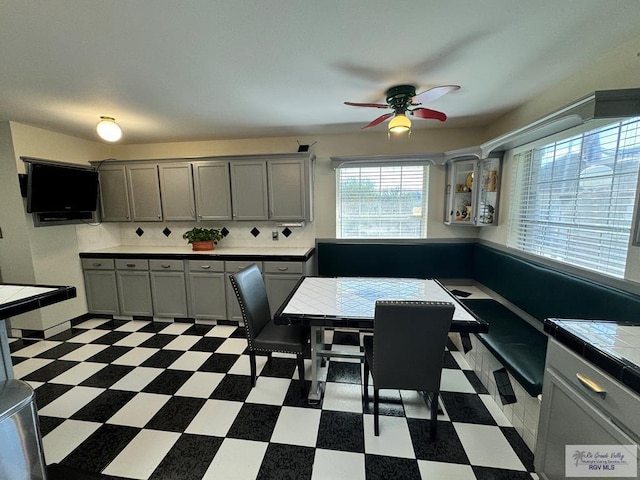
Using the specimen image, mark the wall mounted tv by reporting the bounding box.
[25,160,99,218]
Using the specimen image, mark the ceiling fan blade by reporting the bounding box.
[362,112,394,129]
[412,85,460,105]
[410,108,447,122]
[344,101,389,109]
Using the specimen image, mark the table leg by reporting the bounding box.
[308,326,324,404]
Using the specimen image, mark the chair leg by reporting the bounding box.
[363,360,370,405]
[296,353,306,395]
[374,388,380,436]
[249,352,257,387]
[430,391,439,441]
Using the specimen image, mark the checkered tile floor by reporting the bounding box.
[9,318,538,479]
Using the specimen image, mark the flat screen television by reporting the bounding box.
[26,161,99,214]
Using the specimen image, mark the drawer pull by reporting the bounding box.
[200,265,211,270]
[92,263,102,267]
[576,373,607,399]
[277,266,289,271]
[126,263,136,268]
[161,264,171,269]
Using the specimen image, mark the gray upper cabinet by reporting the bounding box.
[267,157,311,221]
[126,164,163,222]
[230,160,269,220]
[159,163,196,221]
[98,165,131,222]
[192,160,233,221]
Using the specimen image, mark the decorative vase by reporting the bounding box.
[192,240,214,251]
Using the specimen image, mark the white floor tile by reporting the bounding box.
[163,335,200,351]
[450,351,472,370]
[114,320,151,332]
[39,386,104,418]
[59,344,109,362]
[479,394,513,427]
[102,429,180,479]
[66,329,110,344]
[205,325,238,338]
[168,351,211,371]
[185,399,243,437]
[175,372,224,398]
[454,422,526,471]
[11,340,61,358]
[158,322,193,335]
[227,354,267,377]
[271,406,321,447]
[49,362,106,385]
[311,449,365,480]
[107,392,170,428]
[440,369,476,393]
[418,460,478,479]
[114,332,156,347]
[245,377,291,406]
[109,367,163,392]
[13,358,53,379]
[215,337,248,355]
[400,390,450,422]
[202,438,268,480]
[73,318,111,329]
[329,344,361,363]
[363,414,415,459]
[43,419,101,464]
[322,382,363,413]
[111,347,159,366]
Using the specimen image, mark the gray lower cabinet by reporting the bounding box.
[115,259,153,316]
[149,259,188,317]
[535,338,640,479]
[82,258,119,315]
[263,261,304,316]
[186,259,227,320]
[225,261,263,322]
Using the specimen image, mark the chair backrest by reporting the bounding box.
[373,300,455,392]
[229,264,272,345]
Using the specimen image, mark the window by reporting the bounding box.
[336,164,428,239]
[508,117,640,278]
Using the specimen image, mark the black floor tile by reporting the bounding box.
[71,390,137,423]
[440,392,497,425]
[9,338,39,353]
[227,403,281,442]
[145,396,206,432]
[316,410,364,453]
[407,418,470,464]
[80,364,135,388]
[332,330,360,346]
[362,388,405,417]
[283,380,318,408]
[34,383,75,409]
[86,346,132,364]
[464,370,489,394]
[182,324,213,336]
[326,361,361,384]
[443,351,459,369]
[260,356,299,379]
[472,466,533,479]
[47,329,80,342]
[138,322,172,333]
[149,433,223,480]
[199,353,241,373]
[189,336,225,352]
[90,331,131,345]
[210,374,253,402]
[501,426,535,472]
[257,443,315,480]
[35,342,84,359]
[23,360,79,382]
[365,454,421,480]
[142,369,193,395]
[141,350,184,368]
[38,415,66,437]
[230,327,246,338]
[139,334,175,349]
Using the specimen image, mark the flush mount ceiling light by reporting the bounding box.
[96,116,122,142]
[388,113,411,134]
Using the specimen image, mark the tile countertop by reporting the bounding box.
[0,284,77,318]
[79,245,316,261]
[544,318,640,395]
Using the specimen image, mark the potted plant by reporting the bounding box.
[182,227,223,251]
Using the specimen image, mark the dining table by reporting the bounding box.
[274,276,488,403]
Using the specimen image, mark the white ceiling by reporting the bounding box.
[1,1,639,144]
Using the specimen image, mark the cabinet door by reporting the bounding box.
[193,161,232,220]
[158,163,196,221]
[116,271,153,316]
[476,157,501,226]
[150,271,188,317]
[84,270,119,315]
[445,160,477,225]
[187,272,227,320]
[126,164,163,222]
[263,273,301,316]
[267,158,307,220]
[230,161,268,220]
[98,165,131,222]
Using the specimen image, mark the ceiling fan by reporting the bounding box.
[344,84,460,132]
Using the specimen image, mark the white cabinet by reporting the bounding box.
[192,160,233,221]
[158,163,196,221]
[126,164,163,222]
[445,156,501,226]
[535,339,640,479]
[98,165,131,222]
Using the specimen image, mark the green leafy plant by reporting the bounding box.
[182,227,223,244]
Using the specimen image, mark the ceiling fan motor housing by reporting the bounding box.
[385,84,417,114]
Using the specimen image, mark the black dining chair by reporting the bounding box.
[229,264,309,391]
[363,300,455,439]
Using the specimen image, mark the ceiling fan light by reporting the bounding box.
[388,113,411,133]
[96,116,122,142]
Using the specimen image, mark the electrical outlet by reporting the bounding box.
[272,230,279,241]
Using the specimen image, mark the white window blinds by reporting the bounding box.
[508,117,640,278]
[337,165,428,239]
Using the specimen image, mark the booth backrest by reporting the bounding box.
[473,243,640,323]
[316,242,474,279]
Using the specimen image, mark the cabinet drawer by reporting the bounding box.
[225,261,262,272]
[149,259,185,271]
[547,339,640,436]
[188,259,225,272]
[263,261,303,274]
[81,258,115,270]
[115,259,149,270]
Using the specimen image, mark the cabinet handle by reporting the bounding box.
[126,263,136,268]
[200,265,211,269]
[576,373,607,399]
[92,262,102,267]
[161,264,171,269]
[277,266,288,271]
